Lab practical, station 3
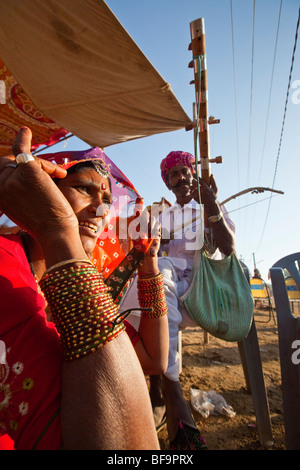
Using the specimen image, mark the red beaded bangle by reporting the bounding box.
[137,273,168,319]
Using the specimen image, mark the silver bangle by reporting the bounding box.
[2,162,18,169]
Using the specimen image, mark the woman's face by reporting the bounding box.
[57,167,112,258]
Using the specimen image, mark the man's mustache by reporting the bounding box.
[172,180,190,189]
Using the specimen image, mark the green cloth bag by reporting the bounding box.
[181,250,254,342]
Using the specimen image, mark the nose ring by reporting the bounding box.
[96,204,109,217]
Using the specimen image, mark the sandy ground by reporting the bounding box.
[157,306,288,451]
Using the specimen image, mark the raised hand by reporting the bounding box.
[0,127,78,248]
[191,174,220,216]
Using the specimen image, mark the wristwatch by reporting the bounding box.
[208,213,222,223]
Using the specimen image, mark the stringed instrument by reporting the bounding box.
[187,18,222,227]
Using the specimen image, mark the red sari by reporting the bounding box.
[0,234,63,450]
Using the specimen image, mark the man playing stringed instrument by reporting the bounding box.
[152,150,235,450]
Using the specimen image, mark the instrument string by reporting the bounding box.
[229,0,240,194]
[257,0,282,186]
[247,0,256,189]
[251,0,282,256]
[255,6,300,255]
[193,54,205,206]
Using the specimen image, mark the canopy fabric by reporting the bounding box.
[0,0,192,153]
[0,59,69,157]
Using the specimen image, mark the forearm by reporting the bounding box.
[204,200,235,256]
[40,260,159,450]
[38,230,87,269]
[61,333,159,450]
[192,174,235,256]
[136,255,169,375]
[209,217,235,256]
[135,315,169,375]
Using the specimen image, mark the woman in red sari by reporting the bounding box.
[0,127,168,450]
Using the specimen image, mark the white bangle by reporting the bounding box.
[16,153,35,164]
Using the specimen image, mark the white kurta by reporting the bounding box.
[120,200,204,380]
[157,200,204,380]
[120,200,233,380]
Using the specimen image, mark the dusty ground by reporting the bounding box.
[157,306,288,450]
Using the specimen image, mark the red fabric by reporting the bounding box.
[124,320,139,347]
[0,235,63,450]
[0,434,14,450]
[0,59,69,158]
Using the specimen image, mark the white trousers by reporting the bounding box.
[120,256,197,381]
[157,257,197,380]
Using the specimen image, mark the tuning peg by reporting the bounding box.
[209,156,223,164]
[208,116,220,124]
[197,156,223,165]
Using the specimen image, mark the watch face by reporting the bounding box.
[208,214,222,223]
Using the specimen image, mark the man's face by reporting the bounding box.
[167,164,194,199]
[57,167,112,258]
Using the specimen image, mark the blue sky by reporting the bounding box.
[39,0,300,280]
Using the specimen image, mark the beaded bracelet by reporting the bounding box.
[137,273,168,319]
[39,262,125,360]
